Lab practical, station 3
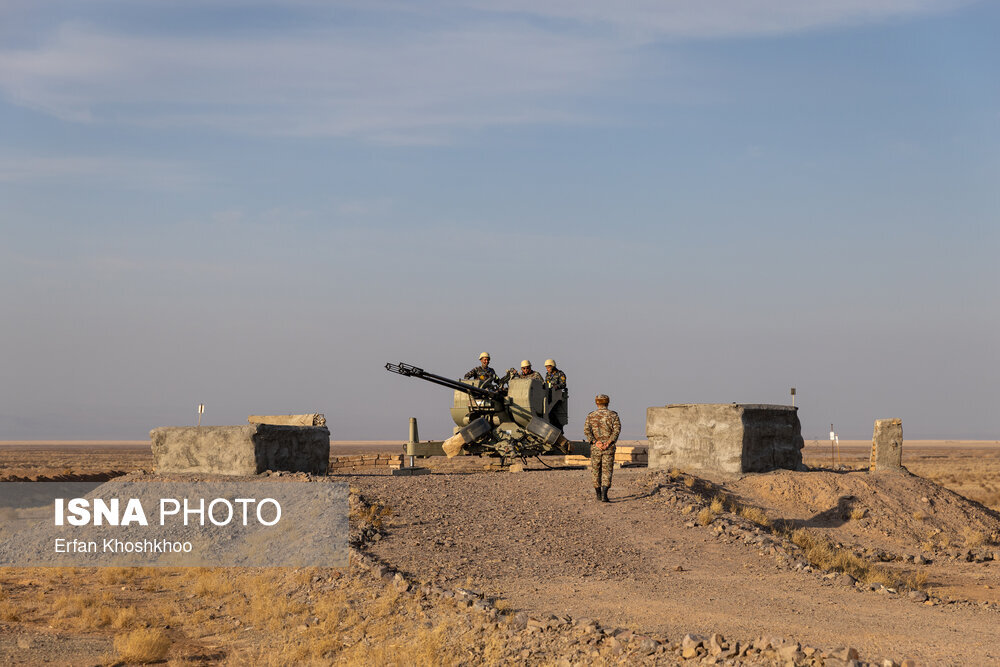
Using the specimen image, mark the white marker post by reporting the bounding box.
[830,424,835,468]
[197,403,205,427]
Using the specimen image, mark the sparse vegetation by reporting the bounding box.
[963,528,987,549]
[709,495,726,514]
[114,628,171,664]
[697,507,716,526]
[738,505,771,527]
[111,606,140,629]
[0,600,21,621]
[192,570,235,597]
[351,499,393,529]
[849,507,867,521]
[786,528,925,591]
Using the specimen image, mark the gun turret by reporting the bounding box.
[386,360,570,461]
[385,362,503,401]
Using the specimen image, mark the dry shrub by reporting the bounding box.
[53,593,98,618]
[351,501,393,530]
[192,571,234,597]
[963,528,987,549]
[249,591,307,632]
[370,584,403,618]
[114,628,171,664]
[312,589,356,633]
[100,567,140,585]
[913,510,927,521]
[709,496,726,514]
[849,507,867,521]
[697,508,716,526]
[668,468,681,482]
[112,606,141,629]
[684,476,696,489]
[739,505,771,527]
[79,604,115,629]
[0,600,21,621]
[904,571,930,591]
[48,592,122,630]
[790,528,904,589]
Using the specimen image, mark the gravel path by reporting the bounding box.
[356,468,999,665]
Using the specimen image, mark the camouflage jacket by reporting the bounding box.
[519,370,544,382]
[584,408,621,449]
[463,365,498,383]
[545,368,567,391]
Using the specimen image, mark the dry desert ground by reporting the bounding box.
[1,439,999,665]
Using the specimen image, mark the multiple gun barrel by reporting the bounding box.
[385,361,569,461]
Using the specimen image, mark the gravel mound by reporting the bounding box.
[730,468,1000,557]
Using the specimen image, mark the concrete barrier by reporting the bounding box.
[150,424,330,475]
[869,418,904,472]
[248,413,326,427]
[646,404,803,474]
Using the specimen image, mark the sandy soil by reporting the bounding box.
[2,439,1000,664]
[354,467,1000,665]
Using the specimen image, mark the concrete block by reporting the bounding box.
[248,413,326,427]
[870,418,903,472]
[646,404,803,474]
[151,424,330,475]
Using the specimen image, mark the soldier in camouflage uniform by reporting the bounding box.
[464,352,498,384]
[543,359,566,392]
[584,394,621,503]
[518,360,544,382]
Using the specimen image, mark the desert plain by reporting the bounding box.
[1,438,999,666]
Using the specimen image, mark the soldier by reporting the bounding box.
[464,352,498,384]
[518,360,544,382]
[543,359,566,392]
[584,394,621,503]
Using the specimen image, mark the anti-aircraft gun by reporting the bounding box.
[385,362,570,462]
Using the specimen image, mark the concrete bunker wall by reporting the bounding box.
[151,424,330,475]
[646,403,803,474]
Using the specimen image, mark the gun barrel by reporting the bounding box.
[385,362,501,400]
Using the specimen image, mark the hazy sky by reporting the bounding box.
[1,1,997,441]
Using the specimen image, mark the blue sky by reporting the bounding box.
[1,1,997,441]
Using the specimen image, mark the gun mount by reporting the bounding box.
[385,361,570,461]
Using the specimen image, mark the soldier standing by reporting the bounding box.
[464,352,498,384]
[584,394,621,503]
[518,360,544,382]
[543,359,566,391]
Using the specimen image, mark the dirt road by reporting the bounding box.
[357,468,999,665]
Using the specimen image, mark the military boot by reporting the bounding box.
[594,487,602,500]
[600,486,610,503]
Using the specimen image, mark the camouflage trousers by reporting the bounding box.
[590,446,615,488]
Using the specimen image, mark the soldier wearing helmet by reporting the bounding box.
[463,352,498,385]
[543,359,567,392]
[518,359,544,382]
[584,393,621,503]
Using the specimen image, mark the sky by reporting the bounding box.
[1,0,997,442]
